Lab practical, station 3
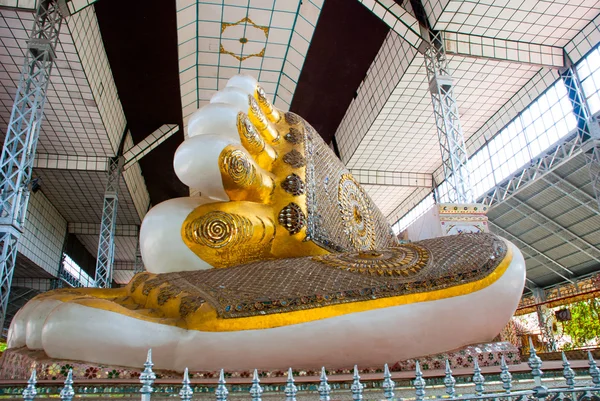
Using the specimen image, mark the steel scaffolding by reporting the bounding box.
[0,0,63,330]
[133,236,144,274]
[423,32,474,204]
[94,156,123,288]
[560,66,600,211]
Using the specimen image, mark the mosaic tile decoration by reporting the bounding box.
[0,342,520,380]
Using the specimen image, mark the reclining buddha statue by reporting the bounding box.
[7,75,526,372]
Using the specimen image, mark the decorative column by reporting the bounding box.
[0,0,63,330]
[532,287,558,352]
[560,65,600,211]
[94,156,123,288]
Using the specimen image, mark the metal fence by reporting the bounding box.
[15,342,600,401]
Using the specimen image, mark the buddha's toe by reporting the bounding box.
[40,301,179,369]
[140,197,215,273]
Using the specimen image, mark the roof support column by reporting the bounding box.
[424,32,473,204]
[94,156,123,288]
[560,65,600,211]
[133,233,144,275]
[0,0,63,330]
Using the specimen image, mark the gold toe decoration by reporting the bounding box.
[284,128,304,144]
[158,286,183,306]
[283,149,306,168]
[285,112,301,125]
[256,86,281,123]
[339,174,376,251]
[180,295,205,318]
[237,112,264,151]
[186,211,253,249]
[312,244,429,277]
[130,273,151,293]
[281,173,305,196]
[278,203,306,235]
[222,148,257,187]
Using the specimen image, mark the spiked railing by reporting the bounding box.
[22,371,36,401]
[500,355,513,393]
[139,349,156,401]
[351,365,364,401]
[284,368,297,401]
[59,369,74,401]
[444,360,456,398]
[178,368,193,401]
[250,369,263,401]
[215,369,229,401]
[318,366,331,401]
[12,348,600,401]
[382,363,395,401]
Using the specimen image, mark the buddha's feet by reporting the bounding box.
[139,75,397,274]
[8,233,525,371]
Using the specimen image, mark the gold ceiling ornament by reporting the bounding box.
[220,44,266,62]
[220,17,269,61]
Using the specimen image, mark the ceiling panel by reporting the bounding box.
[32,168,141,225]
[426,0,600,47]
[176,0,323,130]
[363,184,418,218]
[0,9,116,156]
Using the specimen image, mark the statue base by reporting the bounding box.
[0,342,520,380]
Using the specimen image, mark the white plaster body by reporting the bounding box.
[7,243,525,372]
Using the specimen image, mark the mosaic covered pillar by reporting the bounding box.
[404,203,489,241]
[438,203,489,236]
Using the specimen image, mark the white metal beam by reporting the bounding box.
[68,222,139,237]
[123,124,179,170]
[499,198,600,265]
[479,133,584,207]
[33,154,108,171]
[543,173,599,215]
[489,222,575,284]
[350,169,433,188]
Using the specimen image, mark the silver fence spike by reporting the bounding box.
[472,360,485,396]
[588,351,600,388]
[22,370,37,401]
[444,360,456,398]
[179,368,193,401]
[250,369,263,401]
[527,337,543,387]
[500,355,513,393]
[284,368,297,401]
[561,352,575,389]
[351,365,364,401]
[60,369,74,401]
[318,367,331,401]
[140,349,156,401]
[414,361,426,401]
[382,364,395,401]
[216,369,229,401]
